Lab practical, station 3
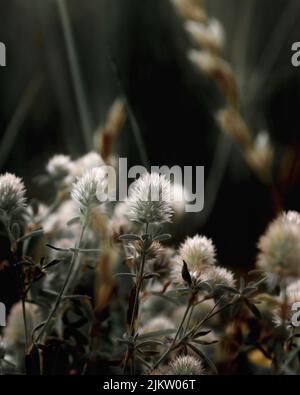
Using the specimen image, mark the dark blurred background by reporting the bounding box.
[0,0,300,284]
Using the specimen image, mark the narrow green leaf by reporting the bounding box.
[193,330,212,339]
[182,260,192,286]
[197,281,213,293]
[138,329,176,340]
[216,284,240,294]
[244,298,262,319]
[11,223,20,240]
[192,339,219,346]
[46,243,69,252]
[153,234,171,241]
[18,228,43,242]
[119,234,142,241]
[144,273,160,280]
[43,259,62,270]
[66,216,81,226]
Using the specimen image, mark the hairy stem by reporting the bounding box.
[123,223,149,374]
[129,223,149,336]
[153,301,191,370]
[35,221,87,344]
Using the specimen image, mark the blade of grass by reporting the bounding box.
[56,0,92,151]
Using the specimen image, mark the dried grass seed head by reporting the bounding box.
[185,19,225,53]
[172,0,207,23]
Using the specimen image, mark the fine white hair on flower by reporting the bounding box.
[72,151,104,178]
[179,234,216,271]
[169,181,191,218]
[200,265,235,288]
[285,280,300,306]
[126,172,173,224]
[171,235,217,286]
[46,154,73,182]
[256,211,300,277]
[167,355,205,375]
[71,167,107,219]
[280,211,300,226]
[0,173,26,223]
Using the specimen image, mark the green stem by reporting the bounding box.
[184,305,194,336]
[186,299,235,339]
[129,223,149,336]
[153,298,235,371]
[153,301,191,369]
[123,223,149,374]
[35,222,87,344]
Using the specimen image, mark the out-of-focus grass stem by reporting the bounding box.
[56,0,92,151]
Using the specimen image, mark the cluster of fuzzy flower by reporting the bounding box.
[256,211,300,278]
[0,173,26,221]
[71,167,107,221]
[255,211,300,330]
[172,234,235,289]
[46,151,104,189]
[2,143,300,376]
[153,355,204,375]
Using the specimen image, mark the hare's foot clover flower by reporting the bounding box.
[126,172,173,224]
[71,151,104,178]
[71,167,107,223]
[257,211,300,278]
[167,355,205,375]
[200,265,235,289]
[0,173,26,226]
[179,235,216,270]
[172,235,222,287]
[46,154,73,185]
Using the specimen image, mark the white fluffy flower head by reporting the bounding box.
[127,172,173,224]
[200,265,235,288]
[257,211,300,277]
[172,235,219,287]
[72,152,104,178]
[0,173,26,223]
[71,167,107,219]
[168,355,204,375]
[46,154,73,182]
[179,235,216,271]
